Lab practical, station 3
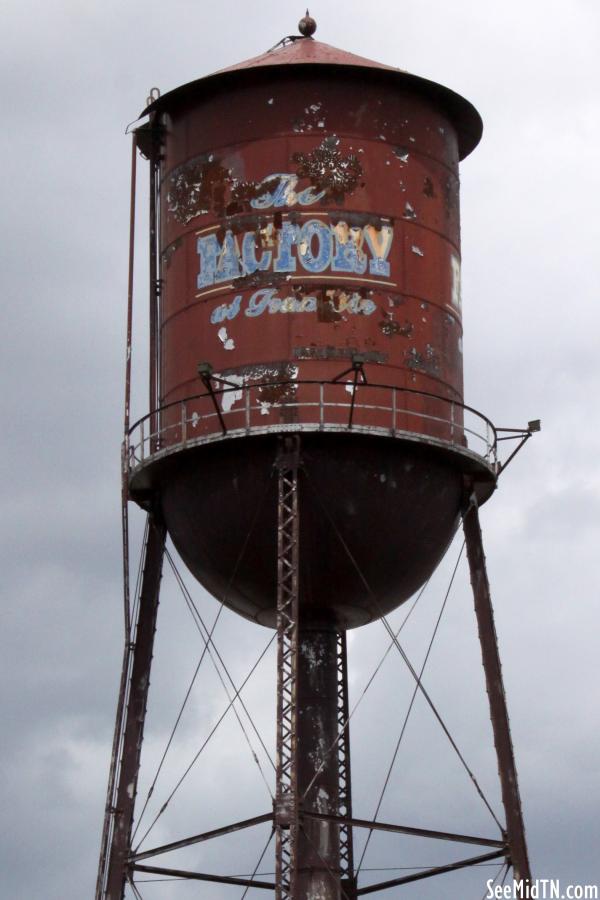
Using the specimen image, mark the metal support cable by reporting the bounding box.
[304,470,502,832]
[161,471,277,772]
[300,580,426,804]
[130,604,224,844]
[299,824,352,900]
[356,543,465,875]
[136,862,507,883]
[479,863,507,900]
[133,633,275,851]
[127,874,144,900]
[377,611,503,831]
[240,828,275,900]
[166,550,276,778]
[131,471,275,849]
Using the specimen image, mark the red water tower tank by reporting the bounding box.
[129,30,497,628]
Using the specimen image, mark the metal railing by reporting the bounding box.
[126,380,498,475]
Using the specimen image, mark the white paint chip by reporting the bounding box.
[217,326,235,350]
[411,245,424,257]
[219,373,244,413]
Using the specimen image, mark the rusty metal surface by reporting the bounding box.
[131,864,276,890]
[127,379,499,479]
[155,433,464,629]
[140,38,481,160]
[129,43,493,630]
[355,849,506,895]
[157,69,467,434]
[296,627,342,900]
[304,811,505,849]
[130,812,273,862]
[98,23,537,900]
[462,492,532,884]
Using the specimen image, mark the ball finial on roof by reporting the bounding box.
[298,10,317,37]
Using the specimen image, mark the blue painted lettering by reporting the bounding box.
[198,220,395,290]
[250,174,326,210]
[214,288,374,323]
[246,288,278,317]
[241,232,272,275]
[197,230,242,288]
[273,221,298,273]
[332,223,368,274]
[210,295,242,324]
[297,220,332,273]
[197,234,219,289]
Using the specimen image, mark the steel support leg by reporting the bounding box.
[337,632,356,900]
[99,513,167,900]
[462,490,531,885]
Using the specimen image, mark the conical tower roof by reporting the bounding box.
[141,26,482,159]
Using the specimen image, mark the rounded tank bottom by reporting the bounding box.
[147,433,469,629]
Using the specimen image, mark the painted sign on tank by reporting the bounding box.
[196,177,395,293]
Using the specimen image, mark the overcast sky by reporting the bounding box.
[1,1,599,898]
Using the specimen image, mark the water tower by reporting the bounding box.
[97,15,538,900]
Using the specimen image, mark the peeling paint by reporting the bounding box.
[210,286,376,324]
[217,326,235,350]
[167,155,233,223]
[198,218,394,292]
[218,373,245,413]
[393,146,409,163]
[379,318,413,338]
[292,136,363,202]
[411,245,424,257]
[293,346,388,363]
[423,176,435,198]
[406,344,440,375]
[450,254,462,311]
